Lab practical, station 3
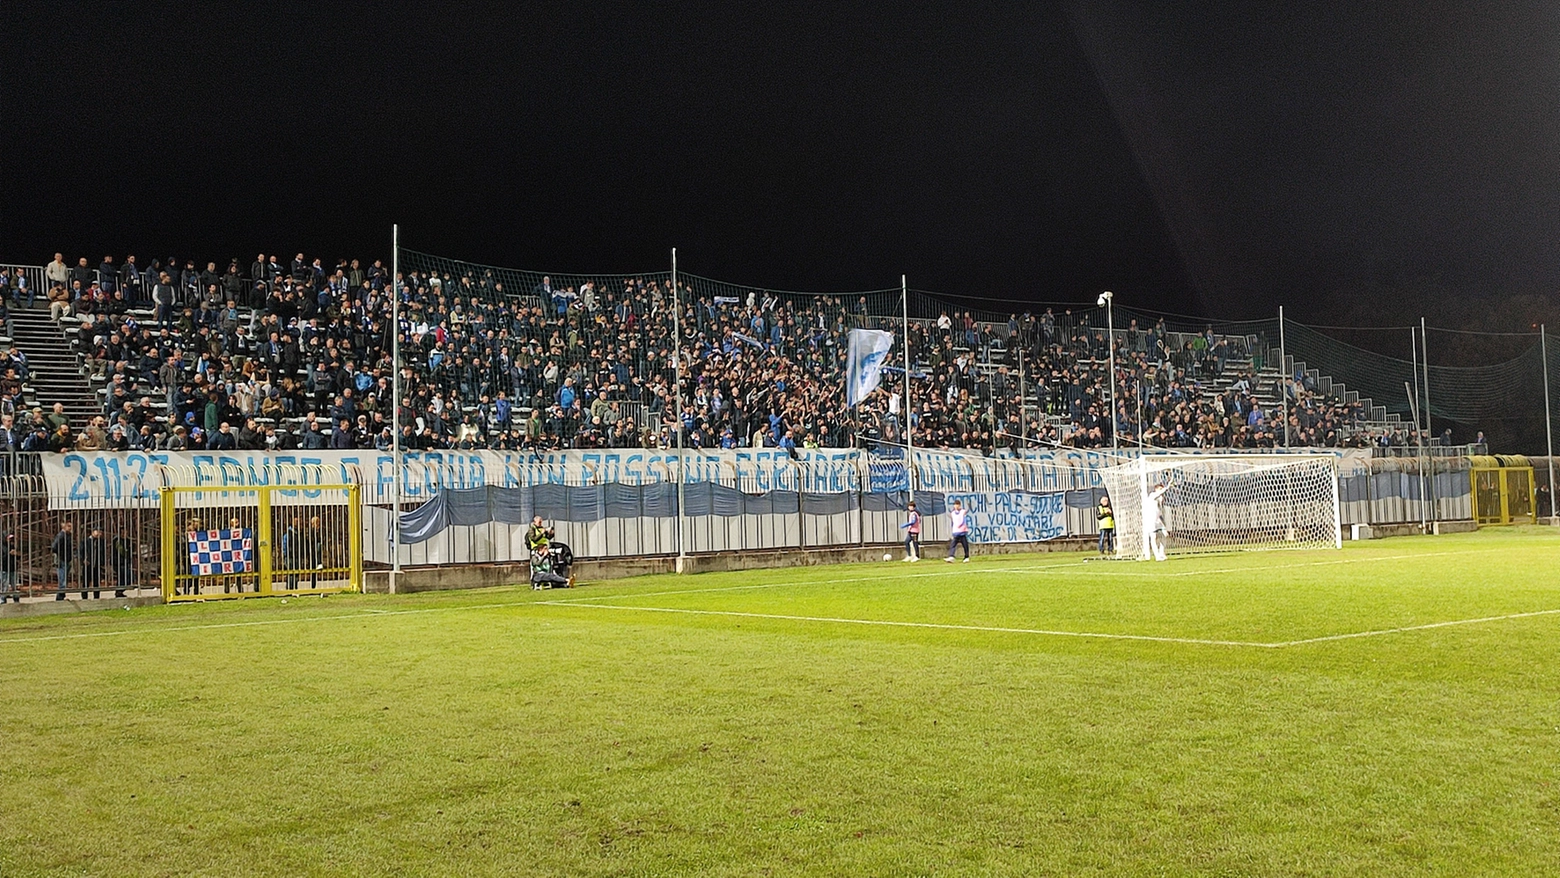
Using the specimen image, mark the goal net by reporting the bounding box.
[1098,454,1342,560]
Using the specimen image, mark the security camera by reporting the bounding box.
[1096,291,1113,306]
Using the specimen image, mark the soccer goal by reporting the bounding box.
[1098,454,1342,560]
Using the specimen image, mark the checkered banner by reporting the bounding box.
[187,528,254,575]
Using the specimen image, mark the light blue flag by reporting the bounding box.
[846,328,895,407]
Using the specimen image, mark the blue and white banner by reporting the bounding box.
[867,458,910,493]
[186,528,254,575]
[39,447,1370,509]
[944,491,1068,542]
[845,328,894,407]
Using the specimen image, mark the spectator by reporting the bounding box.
[47,283,72,322]
[51,521,74,600]
[45,253,69,291]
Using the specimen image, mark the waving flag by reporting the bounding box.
[846,328,895,407]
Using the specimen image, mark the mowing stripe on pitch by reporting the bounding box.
[3,595,1556,649]
[0,601,525,645]
[541,547,1510,606]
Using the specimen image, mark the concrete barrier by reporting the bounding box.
[0,595,161,618]
[1432,520,1478,535]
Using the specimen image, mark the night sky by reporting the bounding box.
[6,2,1558,322]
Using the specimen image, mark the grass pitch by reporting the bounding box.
[3,529,1559,876]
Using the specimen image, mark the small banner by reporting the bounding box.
[867,457,910,493]
[944,491,1068,542]
[187,528,254,575]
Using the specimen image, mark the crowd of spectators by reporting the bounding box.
[0,250,1396,455]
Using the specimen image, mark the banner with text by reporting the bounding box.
[37,446,1364,510]
[943,491,1068,543]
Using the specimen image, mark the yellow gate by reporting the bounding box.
[160,483,361,602]
[1469,457,1536,526]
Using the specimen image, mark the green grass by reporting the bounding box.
[3,529,1560,876]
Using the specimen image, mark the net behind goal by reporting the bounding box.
[1099,454,1342,560]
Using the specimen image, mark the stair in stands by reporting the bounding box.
[8,306,100,428]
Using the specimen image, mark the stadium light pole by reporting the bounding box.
[1137,377,1145,447]
[1410,326,1421,443]
[1542,325,1556,523]
[672,248,687,570]
[1098,291,1117,450]
[390,223,400,595]
[1421,316,1437,524]
[1018,347,1026,448]
[1410,329,1428,530]
[901,275,914,504]
[1405,380,1428,534]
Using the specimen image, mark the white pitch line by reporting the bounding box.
[1135,547,1513,578]
[537,601,1278,648]
[1272,608,1560,646]
[2,544,1551,648]
[542,600,1560,648]
[537,559,1099,604]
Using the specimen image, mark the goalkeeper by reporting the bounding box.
[1147,481,1170,562]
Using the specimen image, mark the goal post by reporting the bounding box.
[1098,454,1342,560]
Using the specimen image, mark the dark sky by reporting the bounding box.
[5,2,1557,320]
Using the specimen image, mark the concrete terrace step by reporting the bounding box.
[8,308,101,426]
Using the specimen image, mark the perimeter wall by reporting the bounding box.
[20,447,1473,571]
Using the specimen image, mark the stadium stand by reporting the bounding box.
[0,252,1438,455]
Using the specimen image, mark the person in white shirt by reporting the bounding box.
[1147,481,1170,561]
[898,501,922,562]
[45,253,69,291]
[945,499,971,562]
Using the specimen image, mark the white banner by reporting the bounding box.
[945,491,1068,542]
[37,446,1369,510]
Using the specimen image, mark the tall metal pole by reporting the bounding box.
[1410,328,1426,529]
[1421,317,1436,522]
[1278,305,1289,447]
[901,275,914,503]
[1420,318,1433,440]
[1137,378,1144,447]
[1410,327,1421,443]
[1543,325,1556,522]
[1017,347,1026,448]
[672,248,686,568]
[1105,294,1117,450]
[390,223,400,594]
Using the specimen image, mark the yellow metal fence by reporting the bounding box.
[1470,465,1535,526]
[160,484,361,601]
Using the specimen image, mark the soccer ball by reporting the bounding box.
[884,553,893,561]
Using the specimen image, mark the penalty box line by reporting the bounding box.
[538,601,1277,648]
[1271,608,1560,646]
[540,601,1560,649]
